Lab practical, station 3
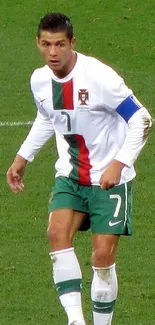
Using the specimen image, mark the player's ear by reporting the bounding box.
[71,37,76,49]
[36,37,40,48]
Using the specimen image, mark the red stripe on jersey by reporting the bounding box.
[62,80,74,110]
[75,134,92,185]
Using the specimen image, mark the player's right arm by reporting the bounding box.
[7,75,55,193]
[7,108,54,193]
[7,107,54,193]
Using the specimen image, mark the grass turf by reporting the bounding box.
[0,1,155,324]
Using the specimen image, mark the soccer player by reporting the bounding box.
[6,12,152,325]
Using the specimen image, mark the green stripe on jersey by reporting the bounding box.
[52,79,63,110]
[52,79,74,110]
[64,134,80,182]
[64,134,92,185]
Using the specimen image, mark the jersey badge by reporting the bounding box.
[78,89,89,106]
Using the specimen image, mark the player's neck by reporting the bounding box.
[53,52,77,79]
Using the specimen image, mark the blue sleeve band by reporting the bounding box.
[116,95,142,122]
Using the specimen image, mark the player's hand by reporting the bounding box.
[6,155,27,193]
[99,160,126,190]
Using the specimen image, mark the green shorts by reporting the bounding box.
[48,177,133,235]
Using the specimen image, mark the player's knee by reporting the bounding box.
[47,218,71,248]
[47,213,59,244]
[47,222,61,244]
[92,246,115,266]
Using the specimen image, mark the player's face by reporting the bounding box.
[37,31,76,78]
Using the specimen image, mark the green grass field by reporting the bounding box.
[1,0,155,324]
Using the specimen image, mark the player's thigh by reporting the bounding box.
[48,176,89,238]
[48,176,89,214]
[89,181,133,235]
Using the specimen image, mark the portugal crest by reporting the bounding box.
[78,89,89,105]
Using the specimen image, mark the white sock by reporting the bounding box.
[91,264,118,325]
[50,247,86,325]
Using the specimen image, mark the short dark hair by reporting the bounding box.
[37,12,73,40]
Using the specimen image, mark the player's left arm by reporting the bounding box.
[100,100,152,190]
[101,67,152,165]
[99,66,152,189]
[114,99,152,166]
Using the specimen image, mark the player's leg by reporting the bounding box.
[48,209,87,325]
[91,234,119,325]
[88,181,132,325]
[47,177,89,325]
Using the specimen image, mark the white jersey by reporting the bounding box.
[18,52,152,186]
